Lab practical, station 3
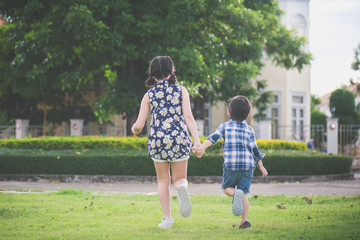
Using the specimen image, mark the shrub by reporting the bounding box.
[256,139,307,151]
[200,137,307,151]
[253,152,352,176]
[0,137,307,151]
[0,149,155,175]
[0,149,352,176]
[311,110,327,127]
[0,136,148,150]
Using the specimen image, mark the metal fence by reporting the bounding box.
[339,124,360,158]
[205,124,325,150]
[0,124,126,138]
[83,125,126,137]
[28,125,69,137]
[0,122,329,152]
[267,124,325,150]
[0,125,15,139]
[310,125,326,151]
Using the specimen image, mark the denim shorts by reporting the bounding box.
[221,167,253,194]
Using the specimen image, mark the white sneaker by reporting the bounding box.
[158,217,174,229]
[177,184,192,218]
[232,189,244,216]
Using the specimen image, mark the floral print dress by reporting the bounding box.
[147,80,192,161]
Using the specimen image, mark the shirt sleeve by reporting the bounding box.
[249,129,265,164]
[207,123,225,145]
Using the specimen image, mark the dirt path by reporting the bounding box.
[1,179,360,196]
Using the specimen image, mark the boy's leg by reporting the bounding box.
[223,187,235,197]
[222,168,244,216]
[153,161,171,220]
[221,167,237,197]
[223,187,244,216]
[241,194,249,224]
[236,170,253,229]
[171,160,191,218]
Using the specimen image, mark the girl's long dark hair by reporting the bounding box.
[145,56,178,87]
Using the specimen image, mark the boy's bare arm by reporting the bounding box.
[257,160,268,176]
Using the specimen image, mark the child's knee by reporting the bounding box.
[223,187,235,196]
[157,178,171,185]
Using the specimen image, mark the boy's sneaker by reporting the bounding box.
[177,184,192,218]
[232,189,244,216]
[239,221,252,229]
[158,217,174,229]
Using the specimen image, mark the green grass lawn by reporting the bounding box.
[0,190,359,240]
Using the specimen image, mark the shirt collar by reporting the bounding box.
[229,119,246,124]
[155,80,169,86]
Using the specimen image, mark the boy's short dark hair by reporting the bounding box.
[228,95,251,121]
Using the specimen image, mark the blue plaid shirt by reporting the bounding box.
[207,119,265,171]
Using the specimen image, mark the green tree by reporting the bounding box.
[351,43,360,71]
[329,88,360,125]
[310,95,327,126]
[351,43,360,112]
[311,95,321,112]
[0,16,96,125]
[0,0,311,134]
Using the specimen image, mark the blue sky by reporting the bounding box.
[309,0,360,96]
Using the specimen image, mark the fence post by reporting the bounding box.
[15,119,29,139]
[258,120,272,140]
[70,119,84,136]
[195,120,204,137]
[326,118,338,154]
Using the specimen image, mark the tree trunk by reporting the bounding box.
[94,80,101,98]
[125,110,147,136]
[125,111,136,136]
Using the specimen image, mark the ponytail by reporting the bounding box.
[168,72,177,85]
[145,75,156,87]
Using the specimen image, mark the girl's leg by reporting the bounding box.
[171,160,191,218]
[241,195,249,224]
[153,161,171,219]
[171,160,188,189]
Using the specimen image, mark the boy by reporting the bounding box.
[192,95,268,229]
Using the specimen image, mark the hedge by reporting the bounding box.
[0,150,155,176]
[0,136,148,150]
[0,136,307,151]
[0,149,352,176]
[253,153,353,176]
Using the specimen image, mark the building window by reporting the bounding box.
[292,93,305,140]
[293,14,307,37]
[292,95,304,104]
[267,92,281,139]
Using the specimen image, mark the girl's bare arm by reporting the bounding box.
[131,94,150,135]
[182,87,201,146]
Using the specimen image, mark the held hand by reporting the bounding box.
[192,145,205,158]
[192,148,203,158]
[192,142,201,154]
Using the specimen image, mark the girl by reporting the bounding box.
[131,56,201,229]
